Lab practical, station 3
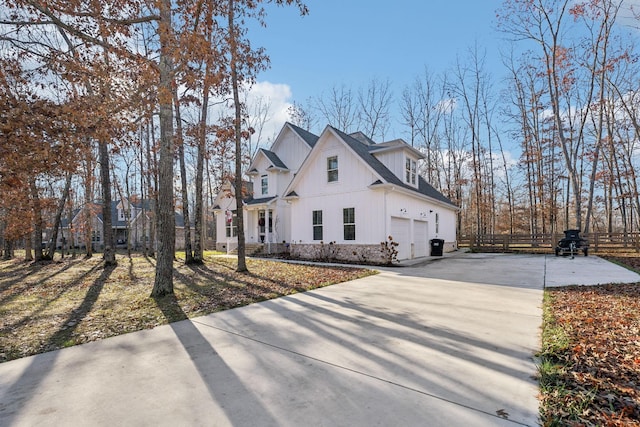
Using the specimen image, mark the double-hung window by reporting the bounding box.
[261,175,268,195]
[406,158,417,185]
[312,210,323,240]
[226,211,238,237]
[327,156,338,182]
[343,208,355,240]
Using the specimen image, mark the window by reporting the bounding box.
[261,175,268,195]
[435,213,440,234]
[406,158,417,185]
[327,156,338,182]
[343,208,355,240]
[226,211,238,237]
[312,210,323,240]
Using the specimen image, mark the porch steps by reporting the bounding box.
[227,243,264,255]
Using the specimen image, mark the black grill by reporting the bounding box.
[555,229,589,257]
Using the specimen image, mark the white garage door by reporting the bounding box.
[390,217,410,260]
[414,220,428,258]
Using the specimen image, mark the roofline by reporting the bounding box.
[369,141,425,159]
[368,182,460,211]
[282,125,387,198]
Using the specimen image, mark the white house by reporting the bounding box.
[213,122,458,262]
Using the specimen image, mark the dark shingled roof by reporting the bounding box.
[287,122,319,148]
[330,127,456,208]
[260,149,288,170]
[245,196,278,206]
[348,131,376,146]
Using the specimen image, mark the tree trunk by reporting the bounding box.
[151,0,176,297]
[84,152,94,258]
[99,139,117,266]
[46,172,73,260]
[228,0,247,273]
[193,64,210,264]
[173,85,194,264]
[146,119,156,257]
[3,239,12,260]
[68,195,76,258]
[30,179,44,261]
[24,231,33,262]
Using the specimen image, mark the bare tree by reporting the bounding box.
[357,78,393,141]
[315,84,359,132]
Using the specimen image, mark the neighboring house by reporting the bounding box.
[213,122,458,262]
[51,198,189,251]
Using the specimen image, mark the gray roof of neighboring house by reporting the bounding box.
[330,127,456,208]
[95,200,190,227]
[94,201,131,228]
[261,149,288,170]
[287,122,319,148]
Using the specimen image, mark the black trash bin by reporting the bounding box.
[430,239,444,256]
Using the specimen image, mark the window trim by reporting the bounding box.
[327,156,338,183]
[226,211,238,238]
[312,210,323,241]
[343,207,355,241]
[405,157,417,185]
[261,175,268,195]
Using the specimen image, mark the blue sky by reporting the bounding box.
[247,1,506,138]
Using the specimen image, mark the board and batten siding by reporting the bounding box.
[290,190,386,244]
[270,128,311,175]
[252,155,274,197]
[373,149,420,189]
[289,133,386,244]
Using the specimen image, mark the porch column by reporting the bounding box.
[266,207,271,254]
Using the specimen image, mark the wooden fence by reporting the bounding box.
[458,232,640,253]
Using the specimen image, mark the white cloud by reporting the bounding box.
[244,81,293,144]
[436,98,457,114]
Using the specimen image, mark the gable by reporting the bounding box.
[285,126,457,210]
[285,127,383,198]
[269,123,317,174]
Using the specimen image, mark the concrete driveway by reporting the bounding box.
[1,254,638,426]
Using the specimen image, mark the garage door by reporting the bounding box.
[390,217,410,260]
[414,220,428,257]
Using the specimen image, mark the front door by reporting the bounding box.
[258,210,273,243]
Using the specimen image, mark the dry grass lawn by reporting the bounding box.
[0,253,375,363]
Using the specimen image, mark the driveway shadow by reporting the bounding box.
[153,295,280,426]
[0,263,114,426]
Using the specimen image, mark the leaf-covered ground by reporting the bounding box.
[0,254,375,363]
[540,255,640,426]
